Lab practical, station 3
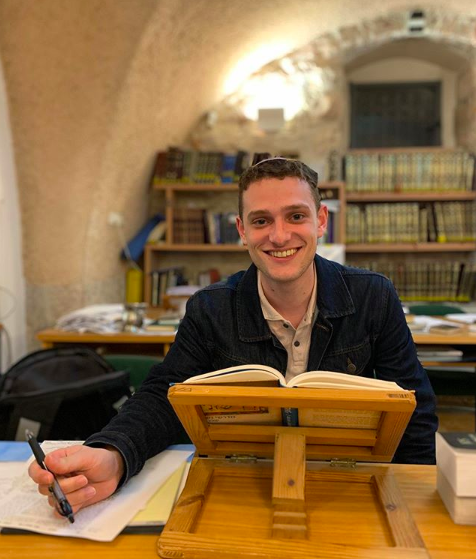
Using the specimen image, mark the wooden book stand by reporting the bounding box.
[158,384,429,558]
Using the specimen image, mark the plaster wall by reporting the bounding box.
[0,57,25,368]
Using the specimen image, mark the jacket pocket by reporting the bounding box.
[318,339,371,376]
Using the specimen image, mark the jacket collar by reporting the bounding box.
[236,255,355,342]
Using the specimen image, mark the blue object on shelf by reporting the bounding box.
[120,213,165,262]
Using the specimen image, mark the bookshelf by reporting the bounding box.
[346,191,476,253]
[144,181,345,309]
[344,148,476,302]
[143,146,475,308]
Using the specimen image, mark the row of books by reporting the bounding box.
[318,211,338,244]
[153,148,250,185]
[150,267,186,307]
[173,207,241,245]
[344,150,475,192]
[351,260,476,302]
[346,201,476,244]
[319,199,340,244]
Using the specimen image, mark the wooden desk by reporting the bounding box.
[413,332,476,346]
[1,465,475,558]
[36,329,176,357]
[413,331,476,368]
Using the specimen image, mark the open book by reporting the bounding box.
[184,364,403,391]
[184,364,405,427]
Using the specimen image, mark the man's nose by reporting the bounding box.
[269,220,291,245]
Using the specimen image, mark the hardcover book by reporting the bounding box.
[436,432,476,497]
[436,432,476,525]
[183,365,406,427]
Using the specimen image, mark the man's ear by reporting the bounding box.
[235,215,247,245]
[317,205,328,239]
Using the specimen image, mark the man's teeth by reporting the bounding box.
[269,249,298,258]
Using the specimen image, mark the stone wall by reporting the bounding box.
[191,8,476,177]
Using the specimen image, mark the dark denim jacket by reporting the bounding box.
[86,256,437,483]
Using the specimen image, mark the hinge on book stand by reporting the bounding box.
[330,458,357,468]
[228,454,258,464]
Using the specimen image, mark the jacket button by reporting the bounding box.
[347,361,357,374]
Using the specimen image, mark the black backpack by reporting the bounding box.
[0,347,131,441]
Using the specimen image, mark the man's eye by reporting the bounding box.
[291,213,305,221]
[252,218,268,226]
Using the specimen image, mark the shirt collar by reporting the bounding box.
[257,265,317,324]
[235,256,355,342]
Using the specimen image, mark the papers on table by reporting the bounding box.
[0,441,194,541]
[445,314,476,333]
[129,456,192,526]
[55,304,124,334]
[417,346,463,361]
[407,315,468,334]
[445,313,476,324]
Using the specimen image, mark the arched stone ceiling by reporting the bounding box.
[346,38,471,72]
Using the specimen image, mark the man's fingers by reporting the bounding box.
[37,473,88,497]
[43,445,88,476]
[48,485,97,513]
[28,461,54,485]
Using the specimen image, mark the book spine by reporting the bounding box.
[281,407,298,427]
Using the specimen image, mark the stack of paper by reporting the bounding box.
[408,315,467,334]
[436,432,476,525]
[445,314,476,334]
[417,346,463,362]
[0,441,194,541]
[55,304,125,333]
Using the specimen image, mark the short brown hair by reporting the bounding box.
[238,157,320,218]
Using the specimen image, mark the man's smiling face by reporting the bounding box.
[236,176,328,288]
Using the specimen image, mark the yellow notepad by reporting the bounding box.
[128,462,188,526]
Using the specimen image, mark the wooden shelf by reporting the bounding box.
[153,181,343,193]
[347,146,461,154]
[145,243,247,252]
[146,171,475,305]
[346,242,476,253]
[154,183,238,192]
[346,191,476,202]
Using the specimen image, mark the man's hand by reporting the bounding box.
[28,445,125,515]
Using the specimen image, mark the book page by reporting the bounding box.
[0,441,194,541]
[288,370,403,390]
[184,364,285,385]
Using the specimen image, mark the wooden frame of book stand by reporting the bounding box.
[158,384,429,559]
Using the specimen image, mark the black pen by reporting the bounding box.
[25,430,75,523]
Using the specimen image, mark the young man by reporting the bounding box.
[29,157,438,515]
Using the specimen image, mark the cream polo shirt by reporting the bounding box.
[257,267,317,382]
